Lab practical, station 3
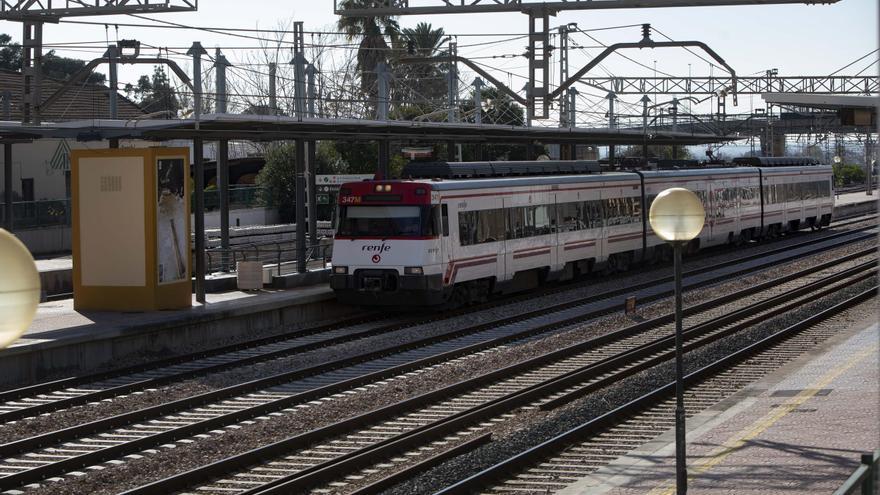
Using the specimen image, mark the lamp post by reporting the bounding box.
[0,229,40,349]
[648,188,705,495]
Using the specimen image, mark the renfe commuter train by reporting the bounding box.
[330,158,833,306]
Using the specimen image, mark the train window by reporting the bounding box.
[557,202,581,232]
[534,205,553,236]
[460,209,505,245]
[459,211,479,246]
[337,205,428,238]
[820,180,831,197]
[584,200,603,229]
[478,209,506,243]
[441,204,449,237]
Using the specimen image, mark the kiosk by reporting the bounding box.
[72,148,191,311]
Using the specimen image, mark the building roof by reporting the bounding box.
[762,93,878,111]
[0,114,737,146]
[0,69,146,122]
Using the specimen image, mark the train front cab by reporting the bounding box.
[329,181,448,306]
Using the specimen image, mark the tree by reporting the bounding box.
[457,87,538,161]
[124,66,181,116]
[336,0,400,101]
[256,143,298,223]
[1,33,105,83]
[0,34,22,71]
[393,22,447,108]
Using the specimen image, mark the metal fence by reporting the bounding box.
[0,199,71,230]
[204,240,332,276]
[834,450,879,495]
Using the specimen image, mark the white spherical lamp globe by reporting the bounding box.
[649,188,705,242]
[0,229,40,349]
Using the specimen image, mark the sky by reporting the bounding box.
[0,0,877,127]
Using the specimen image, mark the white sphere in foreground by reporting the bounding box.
[0,229,40,349]
[649,188,705,242]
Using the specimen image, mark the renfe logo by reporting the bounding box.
[362,243,391,253]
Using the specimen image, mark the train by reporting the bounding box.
[329,158,834,306]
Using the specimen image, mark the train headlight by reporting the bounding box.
[333,266,348,275]
[404,266,423,275]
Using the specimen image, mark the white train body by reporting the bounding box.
[330,163,833,306]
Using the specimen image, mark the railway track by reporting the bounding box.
[1,216,874,430]
[115,251,876,495]
[104,248,876,495]
[0,225,873,492]
[437,286,877,495]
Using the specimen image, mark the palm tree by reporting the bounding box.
[394,22,447,112]
[336,0,400,102]
[400,22,445,57]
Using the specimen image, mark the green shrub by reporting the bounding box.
[833,163,866,187]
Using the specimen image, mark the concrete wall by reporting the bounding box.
[17,225,71,254]
[197,206,280,230]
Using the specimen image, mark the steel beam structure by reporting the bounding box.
[578,75,879,95]
[335,0,839,15]
[1,0,197,21]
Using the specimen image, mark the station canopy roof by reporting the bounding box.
[0,114,736,145]
[762,93,878,111]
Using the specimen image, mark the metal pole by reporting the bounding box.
[472,77,484,125]
[642,95,651,167]
[671,98,679,160]
[295,139,307,273]
[607,92,616,169]
[215,48,231,270]
[376,62,389,121]
[194,137,206,303]
[308,140,318,247]
[378,140,390,179]
[187,42,207,126]
[3,143,12,231]
[107,45,118,120]
[292,22,306,121]
[568,88,578,158]
[107,45,120,148]
[306,63,318,118]
[866,132,873,196]
[268,62,277,115]
[674,240,688,495]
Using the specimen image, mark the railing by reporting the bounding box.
[0,199,71,229]
[834,449,879,495]
[204,240,332,276]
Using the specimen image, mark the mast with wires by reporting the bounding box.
[0,0,197,125]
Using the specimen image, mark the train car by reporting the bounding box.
[330,160,833,306]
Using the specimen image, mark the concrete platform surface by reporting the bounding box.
[18,285,334,344]
[562,313,879,495]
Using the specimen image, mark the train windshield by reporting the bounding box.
[336,205,436,238]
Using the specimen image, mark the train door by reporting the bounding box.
[438,202,454,278]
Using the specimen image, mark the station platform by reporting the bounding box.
[0,284,351,389]
[562,308,879,494]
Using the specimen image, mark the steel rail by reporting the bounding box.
[119,255,874,495]
[5,213,872,410]
[0,234,871,492]
[233,260,876,495]
[435,285,879,495]
[1,222,871,432]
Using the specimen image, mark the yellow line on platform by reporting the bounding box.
[647,343,879,495]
